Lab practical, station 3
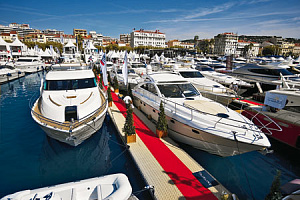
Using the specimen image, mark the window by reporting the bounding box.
[45,78,97,90]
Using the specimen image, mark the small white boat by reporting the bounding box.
[133,72,271,156]
[31,64,108,146]
[0,173,133,200]
[14,56,45,73]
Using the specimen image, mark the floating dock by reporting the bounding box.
[108,90,234,200]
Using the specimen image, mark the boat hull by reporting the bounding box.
[242,110,300,150]
[134,97,266,157]
[1,173,132,200]
[38,112,106,146]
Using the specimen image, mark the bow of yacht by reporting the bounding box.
[132,72,271,156]
[31,64,108,146]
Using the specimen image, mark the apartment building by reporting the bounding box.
[213,32,238,56]
[130,29,165,48]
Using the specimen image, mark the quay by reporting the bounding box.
[107,89,234,200]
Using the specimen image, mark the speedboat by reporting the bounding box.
[1,173,132,200]
[174,68,236,105]
[130,61,147,75]
[0,64,25,84]
[231,63,300,89]
[31,64,108,146]
[110,68,142,90]
[14,56,45,73]
[132,72,271,156]
[195,65,253,95]
[241,87,300,150]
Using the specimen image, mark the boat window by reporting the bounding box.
[45,78,97,90]
[248,68,294,76]
[158,83,199,98]
[16,59,33,62]
[0,65,14,70]
[179,71,204,78]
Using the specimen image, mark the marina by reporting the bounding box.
[0,64,299,199]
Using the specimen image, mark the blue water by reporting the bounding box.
[0,72,152,199]
[179,140,300,200]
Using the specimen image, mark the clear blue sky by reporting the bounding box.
[1,0,300,40]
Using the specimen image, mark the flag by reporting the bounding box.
[100,53,108,86]
[50,45,54,56]
[60,35,64,44]
[122,51,128,86]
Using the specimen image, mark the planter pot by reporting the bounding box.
[156,129,167,138]
[114,88,119,94]
[108,101,112,107]
[126,134,136,143]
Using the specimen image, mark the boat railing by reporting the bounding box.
[30,87,107,132]
[134,87,281,135]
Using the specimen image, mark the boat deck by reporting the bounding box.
[31,88,107,131]
[108,89,233,200]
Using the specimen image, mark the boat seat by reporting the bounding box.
[184,100,228,115]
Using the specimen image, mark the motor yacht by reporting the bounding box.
[0,64,25,84]
[174,68,236,105]
[14,56,45,73]
[1,173,132,200]
[241,87,300,150]
[109,68,142,90]
[132,72,272,156]
[31,64,108,146]
[231,63,300,89]
[195,65,253,95]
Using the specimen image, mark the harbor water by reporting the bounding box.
[0,72,152,199]
[0,72,299,200]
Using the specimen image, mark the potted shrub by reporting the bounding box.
[113,76,119,94]
[123,106,136,143]
[107,85,113,107]
[156,101,168,138]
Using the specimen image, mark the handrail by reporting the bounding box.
[30,86,107,132]
[133,87,282,135]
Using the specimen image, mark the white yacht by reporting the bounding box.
[132,72,271,156]
[174,68,236,105]
[195,65,253,93]
[31,64,108,146]
[110,68,142,90]
[1,173,132,200]
[14,56,45,73]
[0,64,25,84]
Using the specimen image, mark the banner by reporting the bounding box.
[264,92,287,109]
[122,51,128,86]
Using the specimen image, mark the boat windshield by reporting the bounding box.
[16,59,33,62]
[131,64,145,68]
[44,78,97,90]
[158,83,199,98]
[179,71,204,78]
[248,68,294,76]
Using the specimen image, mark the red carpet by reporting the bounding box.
[111,91,217,200]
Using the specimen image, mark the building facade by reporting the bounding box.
[213,32,238,56]
[120,34,131,44]
[130,29,165,48]
[89,31,103,46]
[236,40,259,57]
[73,29,87,37]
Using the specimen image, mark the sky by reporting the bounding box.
[1,0,300,40]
